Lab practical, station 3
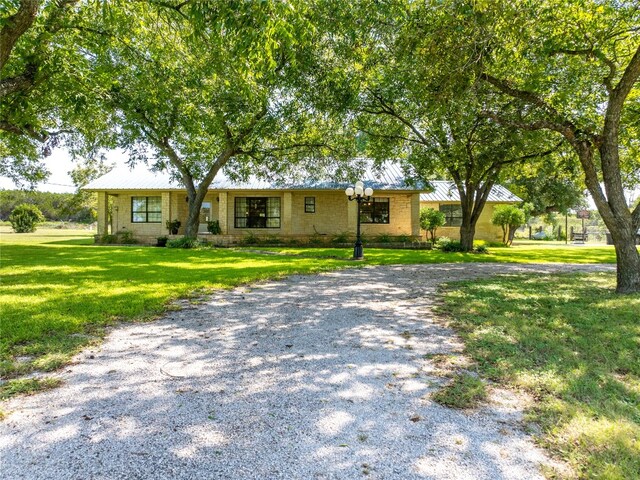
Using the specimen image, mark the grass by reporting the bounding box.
[441,273,640,479]
[0,228,351,397]
[248,242,619,265]
[431,373,487,409]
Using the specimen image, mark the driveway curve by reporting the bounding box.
[0,263,613,479]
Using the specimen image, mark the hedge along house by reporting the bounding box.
[420,181,522,242]
[84,163,425,244]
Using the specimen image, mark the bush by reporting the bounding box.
[97,233,118,244]
[331,231,350,244]
[374,233,392,243]
[241,232,259,245]
[420,208,446,242]
[491,205,526,246]
[206,220,222,235]
[167,236,200,249]
[307,233,326,246]
[434,236,465,252]
[395,234,411,243]
[117,230,137,244]
[474,244,489,254]
[9,204,46,233]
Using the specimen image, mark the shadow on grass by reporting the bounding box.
[442,273,640,477]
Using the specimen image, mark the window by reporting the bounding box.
[234,197,281,228]
[360,198,389,224]
[304,197,315,213]
[439,204,463,227]
[131,196,161,223]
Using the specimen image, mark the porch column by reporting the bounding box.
[410,193,421,237]
[218,192,228,234]
[282,192,292,235]
[161,192,171,231]
[97,192,109,235]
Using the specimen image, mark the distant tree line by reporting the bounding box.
[0,190,95,223]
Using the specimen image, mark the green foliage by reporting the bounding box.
[0,190,95,223]
[395,234,412,243]
[331,231,351,244]
[374,233,392,243]
[97,233,118,245]
[420,208,446,242]
[443,273,640,478]
[165,219,181,234]
[117,230,137,245]
[156,236,168,247]
[491,205,526,246]
[434,237,464,252]
[432,374,487,409]
[206,220,222,235]
[167,236,200,249]
[9,203,45,233]
[241,232,259,246]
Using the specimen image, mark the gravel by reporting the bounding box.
[0,263,613,479]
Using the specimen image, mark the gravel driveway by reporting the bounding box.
[0,263,613,479]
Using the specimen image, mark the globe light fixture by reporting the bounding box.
[345,181,374,260]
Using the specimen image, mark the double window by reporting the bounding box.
[234,197,281,228]
[439,204,463,226]
[360,198,389,224]
[131,196,161,223]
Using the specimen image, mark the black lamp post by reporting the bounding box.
[345,181,373,260]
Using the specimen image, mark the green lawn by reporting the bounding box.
[441,273,640,479]
[252,241,618,264]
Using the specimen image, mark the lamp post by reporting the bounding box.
[345,181,373,260]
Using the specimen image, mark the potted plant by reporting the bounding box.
[207,220,222,235]
[166,219,181,235]
[156,236,168,247]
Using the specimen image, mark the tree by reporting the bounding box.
[420,207,445,242]
[491,205,526,246]
[0,1,122,185]
[92,2,346,238]
[466,0,640,293]
[9,203,45,232]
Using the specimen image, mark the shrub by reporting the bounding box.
[474,244,489,254]
[374,233,392,243]
[331,231,350,244]
[167,236,200,249]
[118,230,137,244]
[420,208,446,242]
[241,232,259,245]
[491,205,526,246]
[434,236,464,252]
[9,204,45,233]
[395,234,411,243]
[307,233,326,246]
[97,233,118,244]
[165,219,181,234]
[206,220,222,235]
[156,236,168,247]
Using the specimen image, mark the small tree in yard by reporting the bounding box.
[9,204,45,233]
[492,205,526,246]
[420,208,446,242]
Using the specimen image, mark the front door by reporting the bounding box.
[198,202,212,233]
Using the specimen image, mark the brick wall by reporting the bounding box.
[420,201,505,241]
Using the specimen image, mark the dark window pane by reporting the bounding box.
[361,198,389,224]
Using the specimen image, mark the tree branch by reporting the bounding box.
[0,0,41,71]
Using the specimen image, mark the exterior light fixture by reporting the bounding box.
[345,180,373,260]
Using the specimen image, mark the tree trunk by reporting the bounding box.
[604,220,640,294]
[184,198,201,238]
[459,220,476,251]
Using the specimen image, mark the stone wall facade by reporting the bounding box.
[419,201,504,242]
[101,190,421,242]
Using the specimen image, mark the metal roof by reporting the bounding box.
[420,181,521,203]
[84,162,424,191]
